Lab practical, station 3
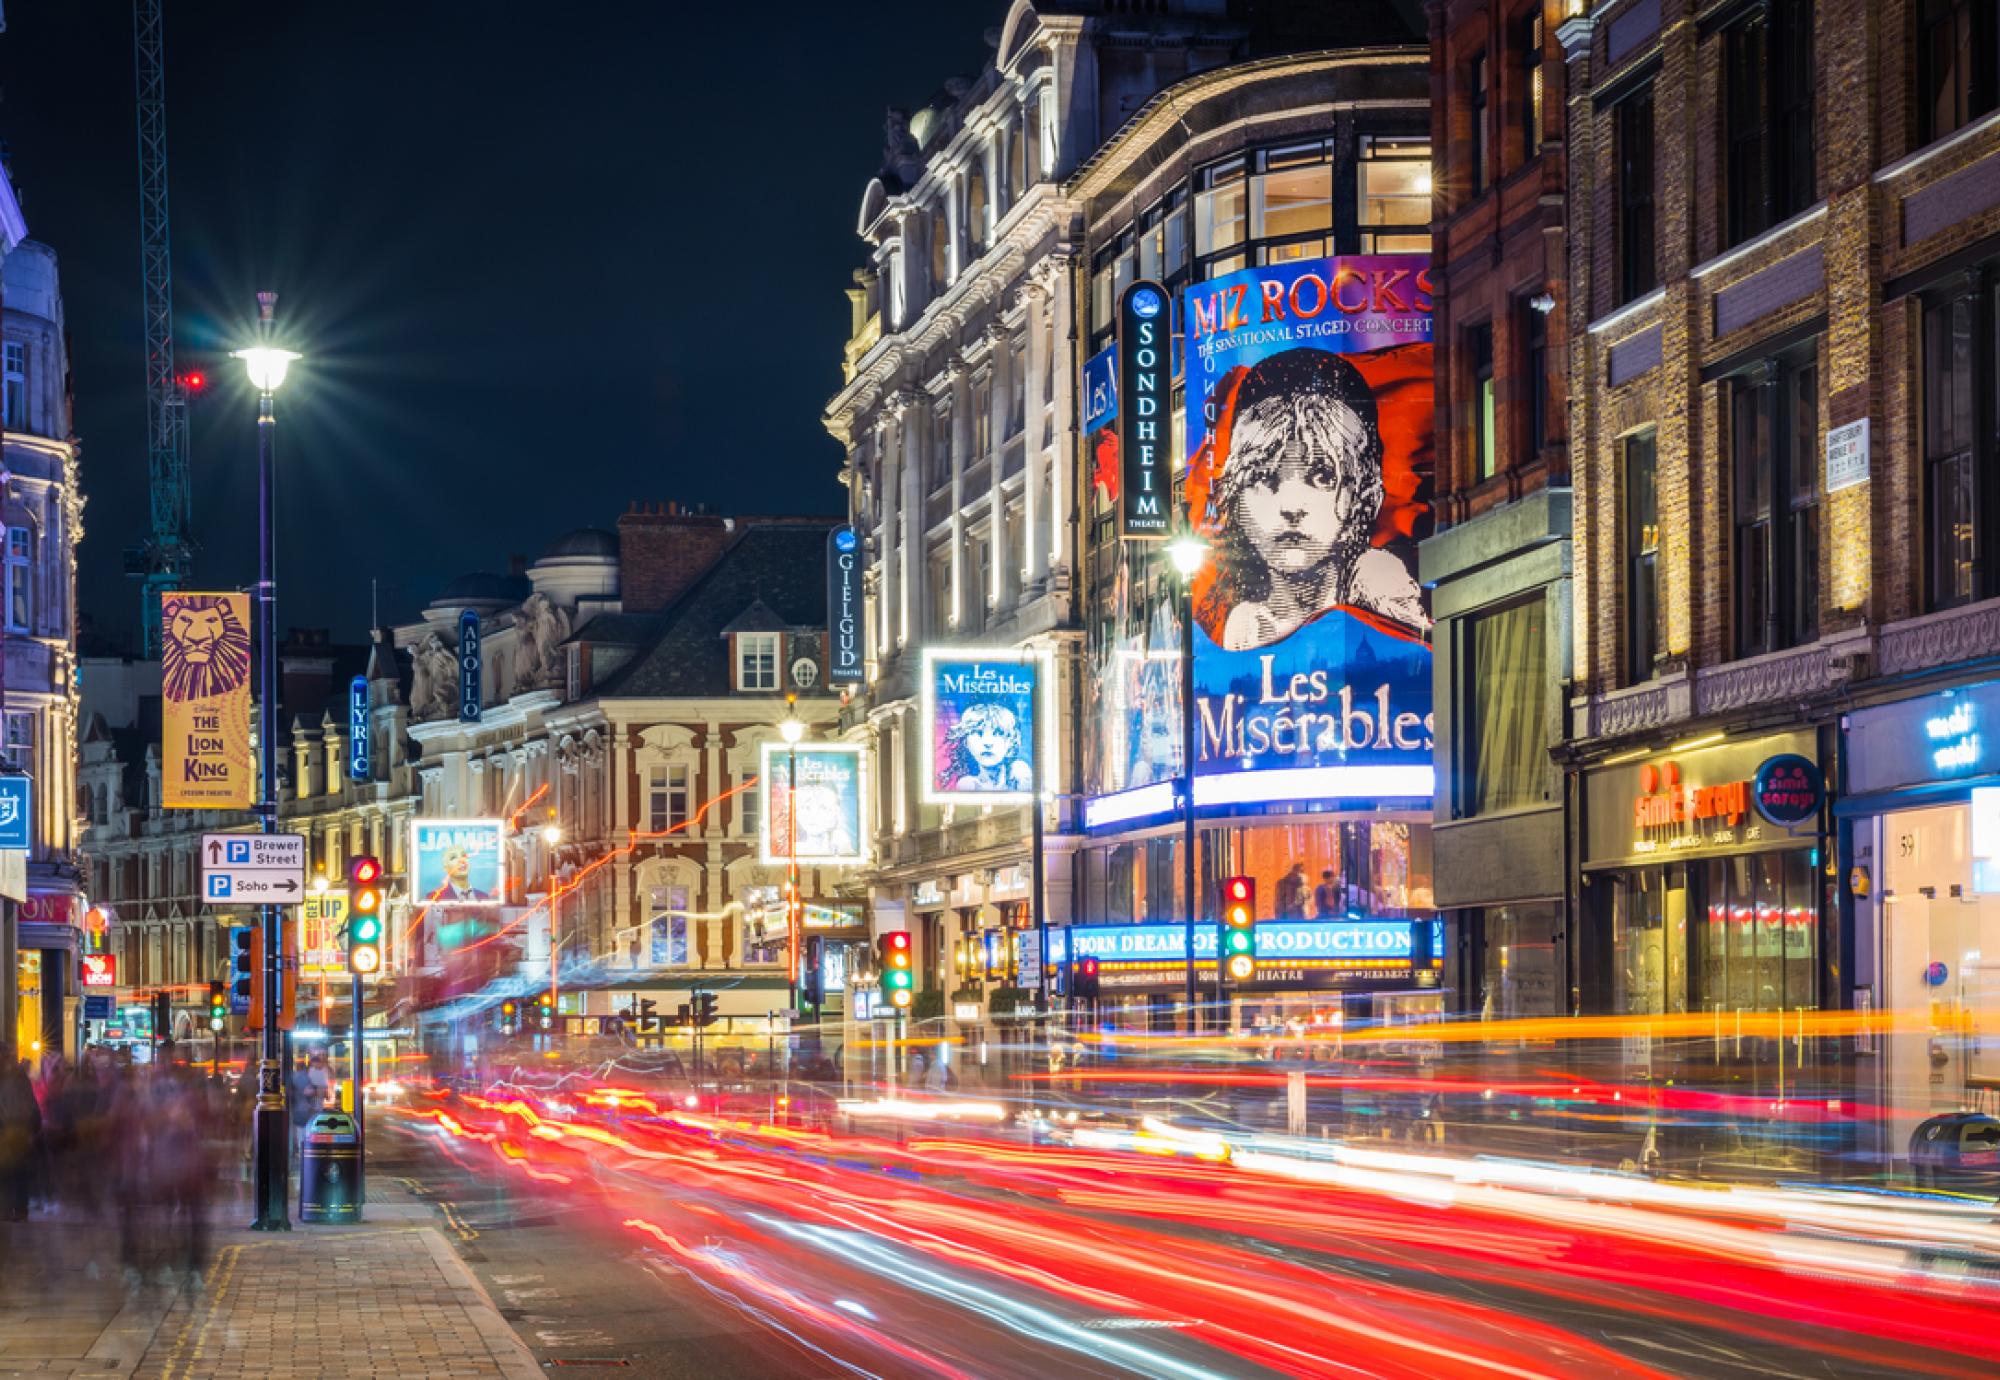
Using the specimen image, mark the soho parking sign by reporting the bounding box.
[0,775,31,851]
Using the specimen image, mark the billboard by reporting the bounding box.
[300,891,351,979]
[761,741,866,865]
[827,527,864,685]
[161,591,254,809]
[1086,256,1436,814]
[80,953,117,988]
[410,819,505,905]
[921,648,1052,804]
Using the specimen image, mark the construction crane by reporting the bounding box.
[122,0,196,654]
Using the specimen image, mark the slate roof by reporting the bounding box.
[595,521,835,699]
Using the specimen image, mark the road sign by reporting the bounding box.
[81,953,118,987]
[0,775,30,851]
[200,832,307,904]
[83,994,114,1021]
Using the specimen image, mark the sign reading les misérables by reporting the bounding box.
[458,609,483,722]
[827,526,863,685]
[1117,279,1172,540]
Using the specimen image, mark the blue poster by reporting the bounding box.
[0,775,29,851]
[923,650,1045,803]
[458,610,482,723]
[410,818,505,906]
[1178,256,1435,805]
[762,742,865,864]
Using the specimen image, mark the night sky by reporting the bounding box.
[0,1,988,648]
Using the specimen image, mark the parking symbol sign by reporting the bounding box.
[227,839,252,864]
[208,875,233,898]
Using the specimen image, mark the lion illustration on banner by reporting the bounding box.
[162,594,252,703]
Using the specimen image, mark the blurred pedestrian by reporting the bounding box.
[1312,868,1340,918]
[1276,862,1309,919]
[0,1051,40,1222]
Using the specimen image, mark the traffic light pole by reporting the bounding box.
[351,969,365,1204]
[250,293,290,1232]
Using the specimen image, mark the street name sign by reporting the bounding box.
[201,832,308,904]
[83,994,114,1021]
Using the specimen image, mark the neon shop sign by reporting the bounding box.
[1926,702,1979,772]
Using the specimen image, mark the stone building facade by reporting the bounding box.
[1560,0,2000,1134]
[1420,0,1572,1019]
[3,237,87,1056]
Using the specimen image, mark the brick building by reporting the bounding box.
[1420,0,1571,1019]
[1561,0,2000,1149]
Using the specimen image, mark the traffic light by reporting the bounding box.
[229,926,255,1017]
[347,855,383,976]
[692,991,719,1029]
[151,990,172,1046]
[537,992,555,1031]
[208,981,226,1032]
[1073,956,1101,1002]
[1221,875,1256,982]
[499,1000,519,1036]
[878,931,914,1010]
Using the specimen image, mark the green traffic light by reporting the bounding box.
[352,915,382,943]
[1225,930,1253,953]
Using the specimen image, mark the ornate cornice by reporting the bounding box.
[1879,601,2000,676]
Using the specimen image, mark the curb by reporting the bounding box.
[419,1226,547,1380]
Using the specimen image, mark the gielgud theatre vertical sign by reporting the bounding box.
[161,591,254,809]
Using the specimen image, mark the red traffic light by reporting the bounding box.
[887,932,910,951]
[1226,877,1251,902]
[1081,958,1099,977]
[350,855,383,886]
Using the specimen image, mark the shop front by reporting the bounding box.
[16,891,81,1059]
[1841,682,2000,1158]
[1579,730,1830,1089]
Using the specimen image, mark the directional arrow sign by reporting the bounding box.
[201,832,307,907]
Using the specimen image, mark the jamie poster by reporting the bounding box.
[1181,255,1435,797]
[409,819,505,906]
[922,649,1049,804]
[761,741,866,866]
[161,592,254,809]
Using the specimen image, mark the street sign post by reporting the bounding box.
[201,832,307,904]
[83,994,114,1022]
[0,775,31,851]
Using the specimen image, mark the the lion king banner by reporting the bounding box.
[162,591,254,809]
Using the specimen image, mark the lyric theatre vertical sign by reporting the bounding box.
[1118,280,1171,540]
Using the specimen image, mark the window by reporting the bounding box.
[1007,122,1027,202]
[929,408,950,491]
[646,764,691,834]
[1470,53,1491,194]
[1023,92,1045,180]
[647,885,689,966]
[1925,273,1998,609]
[1194,156,1247,265]
[1522,9,1546,158]
[930,209,949,290]
[1625,430,1663,683]
[1250,143,1332,245]
[1358,136,1431,252]
[1006,343,1026,438]
[1,342,22,431]
[966,160,989,257]
[1732,352,1820,657]
[1520,297,1549,457]
[5,527,29,633]
[1469,323,1497,480]
[736,632,780,691]
[971,374,993,457]
[738,769,761,840]
[1920,0,1999,146]
[1724,0,1816,247]
[1616,84,1658,304]
[1466,598,1548,815]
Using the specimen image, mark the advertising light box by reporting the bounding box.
[410,819,505,905]
[761,741,867,866]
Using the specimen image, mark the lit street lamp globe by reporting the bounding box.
[1166,532,1209,581]
[779,715,806,745]
[231,344,301,394]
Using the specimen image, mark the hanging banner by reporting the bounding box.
[161,591,254,809]
[348,675,371,782]
[458,610,482,722]
[921,648,1052,804]
[827,527,863,685]
[760,741,867,865]
[1117,279,1172,540]
[1150,255,1435,809]
[410,818,505,905]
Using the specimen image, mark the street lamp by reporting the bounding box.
[232,291,297,1232]
[779,699,806,1014]
[541,821,563,847]
[1165,530,1208,1027]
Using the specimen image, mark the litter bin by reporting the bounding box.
[299,1110,362,1223]
[1909,1112,2000,1192]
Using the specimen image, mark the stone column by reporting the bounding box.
[1024,280,1050,591]
[948,365,971,627]
[985,326,1009,614]
[1046,253,1078,589]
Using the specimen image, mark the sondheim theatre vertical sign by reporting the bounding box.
[1117,280,1171,540]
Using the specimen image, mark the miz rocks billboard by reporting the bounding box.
[1085,256,1435,812]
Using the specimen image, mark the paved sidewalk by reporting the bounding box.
[0,1183,541,1380]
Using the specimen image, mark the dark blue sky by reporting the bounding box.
[0,1,989,647]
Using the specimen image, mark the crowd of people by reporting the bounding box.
[0,1041,241,1289]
